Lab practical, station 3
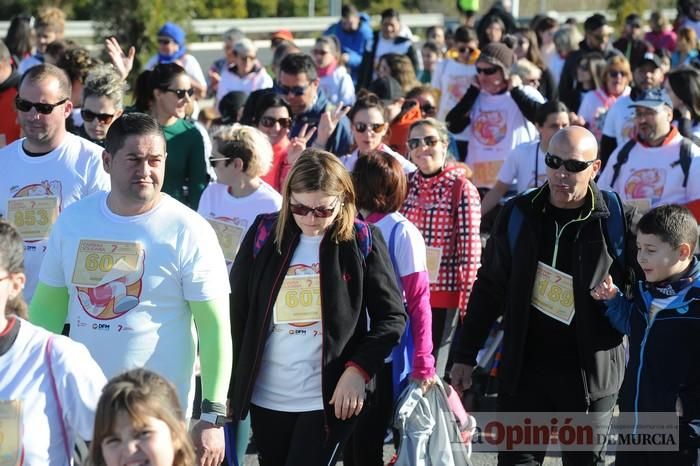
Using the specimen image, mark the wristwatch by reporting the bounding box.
[199,412,230,427]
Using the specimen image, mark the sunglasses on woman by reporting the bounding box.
[608,70,626,78]
[544,153,596,172]
[260,116,292,128]
[164,88,194,99]
[81,109,116,124]
[15,96,68,114]
[289,199,339,218]
[353,122,387,133]
[476,66,500,75]
[407,136,441,150]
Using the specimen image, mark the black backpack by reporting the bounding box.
[609,138,694,187]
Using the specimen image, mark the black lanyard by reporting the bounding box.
[534,142,541,187]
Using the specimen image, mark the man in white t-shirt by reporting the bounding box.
[599,52,665,168]
[0,64,110,301]
[481,100,571,214]
[598,89,700,217]
[29,113,232,466]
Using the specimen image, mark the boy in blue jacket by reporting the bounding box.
[592,204,700,465]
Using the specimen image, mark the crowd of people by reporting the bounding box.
[2,1,700,465]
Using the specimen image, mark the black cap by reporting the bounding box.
[218,91,249,124]
[368,76,404,102]
[584,13,607,32]
[625,13,642,28]
[637,52,662,69]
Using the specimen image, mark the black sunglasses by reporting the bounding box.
[458,46,474,54]
[277,84,310,97]
[15,96,68,114]
[545,153,596,172]
[260,116,292,128]
[157,38,173,45]
[289,199,339,218]
[81,109,116,124]
[353,122,386,133]
[407,136,441,150]
[476,66,500,75]
[163,88,194,99]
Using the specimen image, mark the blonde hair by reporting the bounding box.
[513,58,542,82]
[210,124,273,177]
[603,55,632,87]
[36,7,65,34]
[408,117,450,144]
[275,149,357,251]
[88,369,195,466]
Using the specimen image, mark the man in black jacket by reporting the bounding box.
[451,126,636,466]
[558,14,621,113]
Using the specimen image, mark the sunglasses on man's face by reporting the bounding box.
[353,122,386,134]
[289,199,339,218]
[476,66,500,75]
[277,84,310,97]
[163,88,194,99]
[81,109,115,124]
[157,38,173,45]
[15,96,68,114]
[259,116,292,128]
[545,153,596,172]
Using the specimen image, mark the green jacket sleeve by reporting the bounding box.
[189,297,232,405]
[29,282,69,333]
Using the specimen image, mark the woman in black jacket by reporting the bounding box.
[228,148,407,466]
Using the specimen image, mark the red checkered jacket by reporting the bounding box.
[400,164,481,317]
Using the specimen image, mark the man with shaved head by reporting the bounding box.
[451,126,636,465]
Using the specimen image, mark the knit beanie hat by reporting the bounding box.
[478,42,515,75]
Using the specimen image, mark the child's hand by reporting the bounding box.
[590,275,618,301]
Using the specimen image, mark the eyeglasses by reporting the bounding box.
[312,49,329,56]
[608,70,625,78]
[476,66,500,75]
[277,84,310,97]
[157,38,173,45]
[163,88,194,99]
[353,122,387,133]
[420,103,437,117]
[15,96,68,114]
[209,155,229,166]
[407,136,441,150]
[544,153,596,172]
[458,46,474,54]
[260,116,292,128]
[81,109,116,124]
[289,199,339,218]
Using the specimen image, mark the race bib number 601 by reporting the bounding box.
[274,274,322,324]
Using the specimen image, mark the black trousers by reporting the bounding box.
[496,367,617,466]
[250,404,353,466]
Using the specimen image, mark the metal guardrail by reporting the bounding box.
[0,13,444,40]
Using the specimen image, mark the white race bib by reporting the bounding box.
[71,239,143,288]
[274,274,322,324]
[0,400,22,466]
[531,261,575,325]
[426,246,443,284]
[207,219,245,262]
[7,196,59,241]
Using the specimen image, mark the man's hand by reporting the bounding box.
[104,37,135,82]
[191,420,225,466]
[329,366,366,420]
[590,274,618,301]
[450,363,475,392]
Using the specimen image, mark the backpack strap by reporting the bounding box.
[252,214,278,259]
[675,137,694,188]
[353,219,372,260]
[507,204,524,253]
[600,190,626,270]
[610,139,637,187]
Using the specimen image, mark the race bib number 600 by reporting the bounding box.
[71,239,143,288]
[274,274,322,324]
[531,261,575,325]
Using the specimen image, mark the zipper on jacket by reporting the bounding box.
[551,215,588,269]
[241,240,297,414]
[580,367,591,414]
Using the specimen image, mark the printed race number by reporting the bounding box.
[531,261,575,325]
[426,247,443,284]
[274,274,322,324]
[0,400,21,466]
[207,219,244,262]
[71,239,142,288]
[7,196,59,240]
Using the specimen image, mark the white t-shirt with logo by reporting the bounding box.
[0,133,110,300]
[197,181,282,268]
[578,87,630,141]
[38,191,230,413]
[373,212,427,281]
[467,88,543,188]
[341,143,416,174]
[497,140,548,193]
[597,133,700,207]
[602,94,637,146]
[0,319,106,466]
[252,234,324,412]
[432,59,477,141]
